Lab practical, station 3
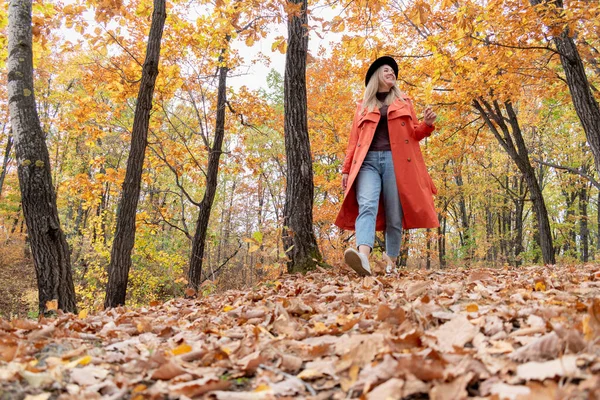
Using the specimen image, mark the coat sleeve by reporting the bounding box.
[341,105,361,174]
[409,99,435,142]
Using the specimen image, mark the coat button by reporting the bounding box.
[401,122,406,126]
[405,139,409,144]
[353,160,357,164]
[407,158,411,162]
[357,143,361,147]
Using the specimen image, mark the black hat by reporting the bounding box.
[365,56,398,87]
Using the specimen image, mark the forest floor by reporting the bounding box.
[1,263,599,399]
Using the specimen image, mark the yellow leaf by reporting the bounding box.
[534,281,546,291]
[171,343,192,356]
[132,384,147,393]
[46,300,58,311]
[78,309,88,319]
[254,383,270,392]
[249,244,260,253]
[223,305,235,312]
[77,355,92,366]
[466,304,479,312]
[313,322,328,333]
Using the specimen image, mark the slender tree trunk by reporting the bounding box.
[580,183,589,262]
[562,190,577,256]
[531,0,600,177]
[7,0,77,314]
[104,0,166,308]
[455,168,471,258]
[513,175,525,266]
[426,228,431,270]
[0,132,13,198]
[473,99,555,264]
[437,216,446,268]
[187,64,228,291]
[282,0,321,273]
[399,230,410,267]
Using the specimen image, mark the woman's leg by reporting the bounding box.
[355,153,381,255]
[381,152,403,258]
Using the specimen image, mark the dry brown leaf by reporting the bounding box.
[517,380,559,399]
[516,355,585,380]
[278,353,303,372]
[11,319,39,330]
[429,372,473,400]
[366,378,404,399]
[151,360,187,380]
[70,366,109,386]
[169,376,230,397]
[0,339,18,362]
[376,304,406,325]
[235,350,264,372]
[510,332,561,362]
[430,315,479,352]
[468,270,493,283]
[489,382,531,399]
[584,298,600,341]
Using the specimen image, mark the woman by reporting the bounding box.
[335,56,439,276]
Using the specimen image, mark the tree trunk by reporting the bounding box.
[187,64,228,291]
[580,183,589,262]
[0,132,13,198]
[426,228,431,270]
[531,0,600,177]
[562,190,577,257]
[104,0,166,308]
[399,230,410,267]
[513,175,526,266]
[282,0,321,274]
[473,99,555,264]
[455,168,471,258]
[7,0,77,314]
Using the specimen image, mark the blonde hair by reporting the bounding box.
[361,66,403,113]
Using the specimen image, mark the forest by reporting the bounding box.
[1,0,600,398]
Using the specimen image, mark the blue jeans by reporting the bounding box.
[355,151,403,257]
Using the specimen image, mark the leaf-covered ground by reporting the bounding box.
[1,264,600,399]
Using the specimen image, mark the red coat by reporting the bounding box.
[335,95,439,231]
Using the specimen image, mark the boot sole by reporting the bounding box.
[344,250,371,277]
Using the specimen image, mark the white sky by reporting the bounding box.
[228,7,342,91]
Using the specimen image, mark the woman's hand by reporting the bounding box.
[342,173,349,191]
[423,107,437,126]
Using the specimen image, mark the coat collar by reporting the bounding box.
[359,95,412,118]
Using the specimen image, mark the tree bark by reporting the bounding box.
[512,175,526,266]
[579,183,589,262]
[187,64,228,291]
[531,0,600,177]
[0,132,13,198]
[104,0,166,308]
[7,0,77,314]
[282,0,321,273]
[473,98,555,264]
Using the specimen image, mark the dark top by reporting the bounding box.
[369,91,391,151]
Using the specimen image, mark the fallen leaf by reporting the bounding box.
[430,372,473,400]
[431,315,479,352]
[171,343,192,356]
[70,366,109,386]
[366,378,404,399]
[510,331,560,362]
[151,360,187,380]
[516,355,585,380]
[169,376,230,397]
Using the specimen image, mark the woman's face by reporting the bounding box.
[378,65,396,90]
